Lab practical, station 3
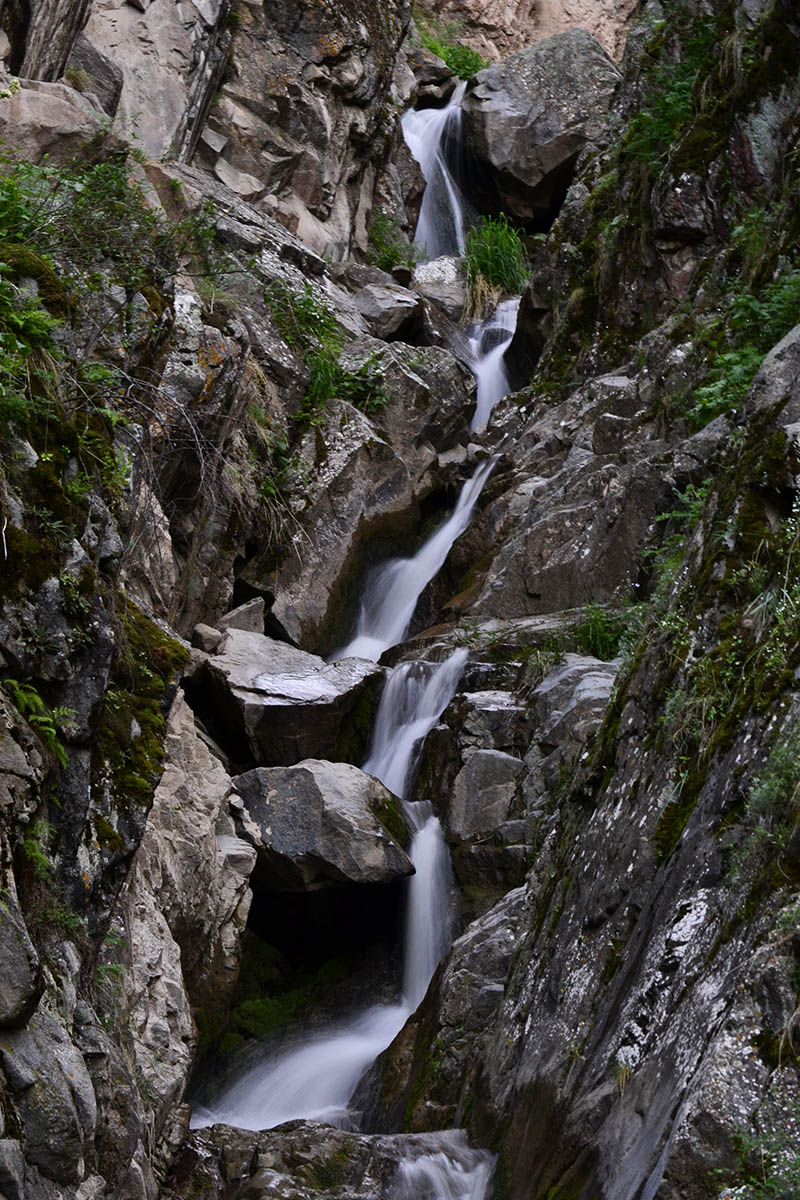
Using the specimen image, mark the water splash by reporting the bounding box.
[393,1131,495,1200]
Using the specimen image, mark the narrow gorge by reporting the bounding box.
[0,2,799,1200]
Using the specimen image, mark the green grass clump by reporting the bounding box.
[575,603,623,661]
[265,281,387,424]
[415,12,487,79]
[464,213,527,315]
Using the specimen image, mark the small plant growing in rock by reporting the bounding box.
[414,9,487,79]
[576,602,622,661]
[366,209,418,273]
[4,680,74,766]
[265,281,387,423]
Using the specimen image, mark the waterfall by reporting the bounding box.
[190,652,467,1133]
[402,82,475,258]
[394,1132,494,1200]
[469,297,521,430]
[403,88,523,429]
[191,81,501,1200]
[363,652,467,1009]
[334,460,494,662]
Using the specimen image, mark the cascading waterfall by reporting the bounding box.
[335,459,494,662]
[403,86,522,430]
[192,82,506,1199]
[191,650,467,1134]
[468,297,521,430]
[402,82,475,258]
[363,652,468,1009]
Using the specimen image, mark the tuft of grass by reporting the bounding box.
[265,282,387,424]
[366,209,418,273]
[415,11,487,79]
[464,213,527,315]
[576,603,623,661]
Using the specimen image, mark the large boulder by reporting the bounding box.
[233,760,413,890]
[0,73,122,165]
[461,29,620,223]
[191,629,385,766]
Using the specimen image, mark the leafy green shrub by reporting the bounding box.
[416,12,487,79]
[265,281,387,423]
[623,17,716,172]
[464,213,527,314]
[366,209,417,272]
[688,267,800,427]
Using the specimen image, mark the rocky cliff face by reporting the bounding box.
[0,1,799,1199]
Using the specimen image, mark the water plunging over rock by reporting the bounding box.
[468,297,521,429]
[191,651,469,1133]
[335,462,494,662]
[402,83,477,258]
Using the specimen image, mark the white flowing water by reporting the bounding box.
[469,297,521,430]
[403,87,522,430]
[335,460,494,662]
[402,82,474,258]
[395,1131,495,1200]
[191,652,469,1133]
[193,83,500,1198]
[363,651,467,1008]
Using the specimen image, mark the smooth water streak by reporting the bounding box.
[363,651,467,1008]
[468,297,521,430]
[335,461,494,662]
[402,82,473,258]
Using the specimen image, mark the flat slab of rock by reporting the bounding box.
[412,256,468,322]
[197,629,384,765]
[233,760,413,890]
[462,29,620,221]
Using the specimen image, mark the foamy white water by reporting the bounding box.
[394,1131,495,1200]
[334,462,494,662]
[469,297,521,429]
[402,83,474,258]
[363,651,468,798]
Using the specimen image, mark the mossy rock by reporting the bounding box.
[0,242,70,315]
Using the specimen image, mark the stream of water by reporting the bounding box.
[335,460,494,662]
[192,79,505,1199]
[403,86,521,431]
